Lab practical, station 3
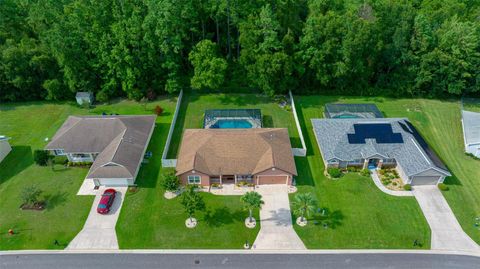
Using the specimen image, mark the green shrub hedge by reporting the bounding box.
[403,184,412,191]
[328,168,342,178]
[438,183,449,191]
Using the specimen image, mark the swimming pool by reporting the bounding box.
[211,119,253,129]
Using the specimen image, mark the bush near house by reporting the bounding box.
[162,172,180,192]
[403,184,412,191]
[33,150,50,166]
[438,183,449,191]
[327,168,342,178]
[360,169,371,177]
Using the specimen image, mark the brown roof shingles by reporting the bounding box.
[176,128,297,176]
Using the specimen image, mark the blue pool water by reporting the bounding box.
[212,119,253,129]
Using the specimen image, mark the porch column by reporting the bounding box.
[220,175,222,184]
[234,175,237,184]
[363,159,369,169]
[89,153,94,162]
[377,159,384,169]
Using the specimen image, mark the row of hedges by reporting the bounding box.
[327,167,370,178]
[68,161,93,167]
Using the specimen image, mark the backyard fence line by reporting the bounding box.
[289,91,307,157]
[161,90,183,168]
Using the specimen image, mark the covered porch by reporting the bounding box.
[209,174,254,185]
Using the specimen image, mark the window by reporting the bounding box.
[187,175,201,184]
[54,149,65,155]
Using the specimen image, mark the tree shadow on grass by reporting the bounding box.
[134,124,170,189]
[44,191,68,211]
[202,207,244,227]
[262,115,273,127]
[0,146,33,185]
[309,209,344,229]
[294,157,315,187]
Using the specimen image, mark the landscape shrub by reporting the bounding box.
[404,184,412,191]
[33,150,50,166]
[438,183,449,191]
[162,172,180,192]
[360,169,371,177]
[154,105,163,116]
[327,168,342,178]
[20,186,43,206]
[347,166,359,173]
[53,156,68,165]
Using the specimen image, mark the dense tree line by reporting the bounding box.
[1,0,479,102]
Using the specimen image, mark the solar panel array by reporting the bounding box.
[347,123,404,144]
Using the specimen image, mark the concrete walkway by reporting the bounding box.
[67,187,127,250]
[253,185,306,250]
[413,186,480,252]
[370,170,414,197]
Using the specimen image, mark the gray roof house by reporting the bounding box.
[75,92,94,106]
[45,115,156,186]
[0,136,12,163]
[461,110,480,157]
[312,118,451,185]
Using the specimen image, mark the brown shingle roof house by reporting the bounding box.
[45,115,156,186]
[176,128,297,186]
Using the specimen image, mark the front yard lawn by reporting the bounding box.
[116,112,260,248]
[0,98,176,250]
[167,92,301,158]
[291,96,431,249]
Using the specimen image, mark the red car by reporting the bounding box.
[97,189,116,214]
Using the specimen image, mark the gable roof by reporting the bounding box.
[46,115,156,179]
[312,118,450,177]
[176,128,297,176]
[462,110,480,146]
[76,92,93,98]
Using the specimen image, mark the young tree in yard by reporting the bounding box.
[189,40,227,90]
[292,193,317,223]
[20,186,43,206]
[240,191,264,223]
[181,185,206,224]
[162,172,180,192]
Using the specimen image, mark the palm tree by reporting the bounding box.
[241,191,264,223]
[292,193,317,223]
[181,185,206,224]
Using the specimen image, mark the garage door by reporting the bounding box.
[257,176,288,185]
[97,178,130,186]
[411,176,439,186]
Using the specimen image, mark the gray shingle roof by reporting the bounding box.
[462,110,480,145]
[76,92,93,98]
[312,118,450,177]
[46,115,156,180]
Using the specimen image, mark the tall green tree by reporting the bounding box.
[189,40,228,90]
[292,192,317,223]
[240,191,264,223]
[181,185,206,223]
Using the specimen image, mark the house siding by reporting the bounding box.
[179,171,210,187]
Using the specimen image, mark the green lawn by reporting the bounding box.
[0,98,177,250]
[116,102,260,248]
[167,92,301,158]
[291,96,431,249]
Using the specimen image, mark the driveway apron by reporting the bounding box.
[67,187,127,250]
[413,186,480,252]
[253,185,306,250]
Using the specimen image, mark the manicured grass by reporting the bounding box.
[0,98,176,250]
[116,106,260,248]
[291,96,432,249]
[167,92,301,158]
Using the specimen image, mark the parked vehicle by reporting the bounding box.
[97,189,116,214]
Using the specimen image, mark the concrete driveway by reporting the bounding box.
[67,187,127,250]
[413,186,480,252]
[253,185,306,250]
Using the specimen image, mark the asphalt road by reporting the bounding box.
[1,253,480,269]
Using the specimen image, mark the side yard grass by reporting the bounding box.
[291,96,431,249]
[0,98,176,250]
[116,100,260,248]
[167,92,301,158]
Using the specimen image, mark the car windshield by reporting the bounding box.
[103,193,113,196]
[98,204,107,209]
